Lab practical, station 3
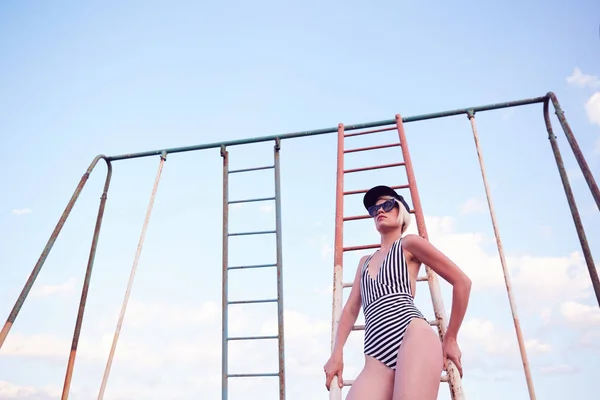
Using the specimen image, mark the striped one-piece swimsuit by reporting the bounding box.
[359,237,426,369]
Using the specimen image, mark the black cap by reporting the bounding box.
[363,185,411,212]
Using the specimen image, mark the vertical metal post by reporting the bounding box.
[0,156,111,349]
[546,93,600,211]
[273,138,286,400]
[96,152,167,399]
[220,145,229,400]
[329,123,345,400]
[467,111,536,399]
[542,100,600,307]
[60,160,113,400]
[395,114,464,400]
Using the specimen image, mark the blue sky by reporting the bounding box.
[1,0,599,399]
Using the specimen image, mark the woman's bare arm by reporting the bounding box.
[402,234,472,340]
[331,256,366,357]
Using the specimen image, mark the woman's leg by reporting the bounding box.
[346,356,395,400]
[392,318,444,400]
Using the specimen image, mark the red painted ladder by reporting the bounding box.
[328,115,465,400]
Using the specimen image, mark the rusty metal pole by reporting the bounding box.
[543,99,600,307]
[396,115,464,400]
[467,111,536,400]
[0,155,111,349]
[273,138,287,400]
[60,158,114,400]
[329,123,345,400]
[96,151,167,400]
[221,145,230,400]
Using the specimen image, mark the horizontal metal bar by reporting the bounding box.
[344,162,405,174]
[106,95,546,161]
[344,184,409,196]
[228,263,277,270]
[229,196,275,205]
[441,374,449,383]
[417,275,428,281]
[228,335,278,341]
[228,230,276,237]
[343,244,379,252]
[229,165,274,174]
[228,298,278,305]
[344,142,400,154]
[352,324,364,331]
[344,126,397,138]
[228,373,279,378]
[342,282,353,288]
[429,319,439,326]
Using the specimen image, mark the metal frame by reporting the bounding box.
[0,92,597,400]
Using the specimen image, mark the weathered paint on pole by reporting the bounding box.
[274,138,287,400]
[96,152,167,400]
[396,114,464,400]
[0,155,112,350]
[467,111,536,400]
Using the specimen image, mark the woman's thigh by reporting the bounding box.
[393,318,444,400]
[346,356,395,400]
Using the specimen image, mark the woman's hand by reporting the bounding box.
[323,353,344,391]
[442,335,463,377]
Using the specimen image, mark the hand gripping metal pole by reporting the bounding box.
[467,111,536,400]
[96,151,167,400]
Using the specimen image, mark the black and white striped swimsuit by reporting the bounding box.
[359,237,426,369]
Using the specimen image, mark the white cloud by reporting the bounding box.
[566,68,600,89]
[11,209,31,216]
[584,92,600,126]
[539,364,578,376]
[259,204,273,213]
[460,198,487,215]
[559,300,600,328]
[30,278,77,298]
[0,381,59,400]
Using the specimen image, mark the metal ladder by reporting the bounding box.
[220,140,286,400]
[329,116,465,400]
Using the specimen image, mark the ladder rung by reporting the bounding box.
[344,184,409,196]
[228,230,276,237]
[342,282,353,288]
[344,126,396,138]
[441,374,449,382]
[344,142,400,154]
[229,196,275,205]
[352,324,364,331]
[344,162,405,174]
[228,263,277,270]
[343,244,379,252]
[228,298,278,305]
[229,165,274,174]
[228,335,278,341]
[417,275,428,281]
[228,373,279,378]
[428,319,439,326]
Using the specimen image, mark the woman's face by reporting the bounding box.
[369,197,400,232]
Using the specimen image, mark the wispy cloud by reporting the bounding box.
[460,198,487,215]
[31,277,77,298]
[11,208,32,216]
[566,67,600,89]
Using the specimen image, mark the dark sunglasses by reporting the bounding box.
[367,198,397,217]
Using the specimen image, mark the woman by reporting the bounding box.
[323,185,472,400]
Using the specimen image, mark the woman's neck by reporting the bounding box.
[380,229,403,250]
